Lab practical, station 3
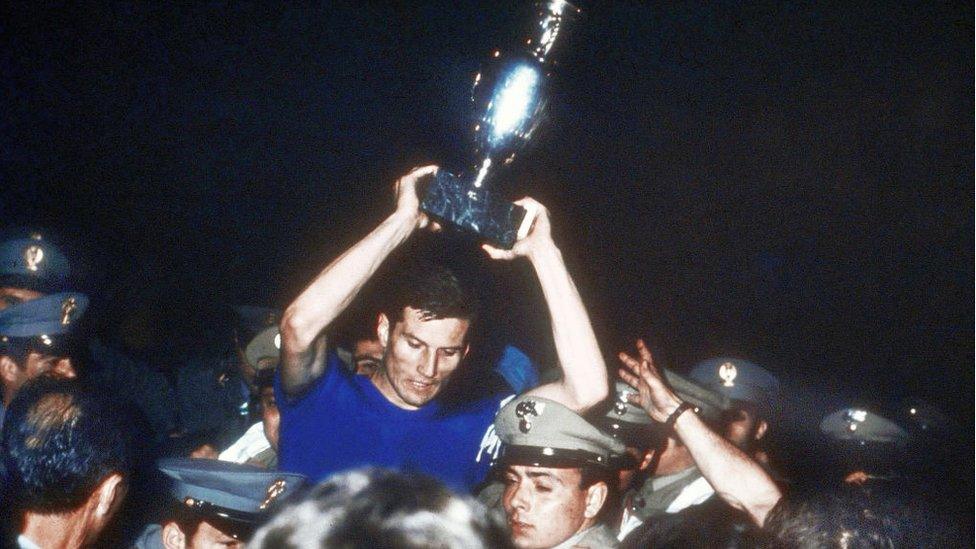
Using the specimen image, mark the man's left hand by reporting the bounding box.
[481,197,554,261]
[618,339,684,423]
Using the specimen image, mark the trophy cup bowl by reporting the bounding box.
[421,0,581,249]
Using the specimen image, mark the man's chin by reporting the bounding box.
[396,385,440,407]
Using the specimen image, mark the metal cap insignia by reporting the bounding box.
[844,409,868,432]
[259,479,287,510]
[60,297,78,326]
[24,245,44,272]
[515,399,542,433]
[718,361,737,387]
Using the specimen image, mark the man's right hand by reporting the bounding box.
[394,165,439,230]
[280,163,439,396]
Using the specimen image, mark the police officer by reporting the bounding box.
[495,394,624,549]
[615,341,782,548]
[0,231,70,307]
[610,370,762,548]
[219,324,282,467]
[0,292,88,427]
[819,406,910,485]
[689,357,780,458]
[134,458,305,548]
[610,358,733,540]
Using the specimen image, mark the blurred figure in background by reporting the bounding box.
[219,324,282,468]
[0,229,178,440]
[174,306,279,450]
[250,468,513,549]
[689,357,781,468]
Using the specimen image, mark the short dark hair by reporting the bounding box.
[380,261,478,327]
[1,376,131,512]
[250,468,513,549]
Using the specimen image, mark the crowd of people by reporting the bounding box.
[0,166,966,548]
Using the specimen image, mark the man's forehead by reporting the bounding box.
[197,519,242,543]
[506,464,581,480]
[396,307,469,340]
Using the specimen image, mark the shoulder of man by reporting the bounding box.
[572,524,620,549]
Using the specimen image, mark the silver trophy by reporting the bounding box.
[421,0,581,248]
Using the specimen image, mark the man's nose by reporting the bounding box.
[509,482,531,512]
[417,351,438,379]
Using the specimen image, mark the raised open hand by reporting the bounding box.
[617,339,684,423]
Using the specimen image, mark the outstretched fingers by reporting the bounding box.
[618,366,642,391]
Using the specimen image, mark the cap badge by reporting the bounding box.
[719,362,737,387]
[844,409,867,432]
[60,297,78,326]
[515,399,541,433]
[614,389,632,416]
[23,245,44,272]
[259,479,287,510]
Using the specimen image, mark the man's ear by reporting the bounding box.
[162,521,188,549]
[0,354,20,384]
[93,473,125,519]
[582,481,608,519]
[754,419,769,441]
[637,450,655,472]
[377,313,390,348]
[463,344,471,360]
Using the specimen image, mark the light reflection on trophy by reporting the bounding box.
[421,0,581,249]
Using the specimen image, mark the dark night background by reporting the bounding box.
[1,0,972,482]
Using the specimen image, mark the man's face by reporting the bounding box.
[722,407,765,451]
[189,521,244,549]
[1,351,75,403]
[374,307,469,410]
[0,286,44,310]
[163,520,244,549]
[502,465,593,549]
[259,386,279,451]
[352,338,384,376]
[616,446,649,491]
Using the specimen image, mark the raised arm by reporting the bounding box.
[618,341,782,526]
[279,165,437,395]
[481,198,608,411]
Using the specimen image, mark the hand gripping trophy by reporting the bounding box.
[421,0,581,248]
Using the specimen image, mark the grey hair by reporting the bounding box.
[249,468,514,549]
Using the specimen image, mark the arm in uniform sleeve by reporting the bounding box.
[619,341,782,527]
[482,199,609,411]
[279,166,438,396]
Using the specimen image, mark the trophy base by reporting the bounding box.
[420,171,527,249]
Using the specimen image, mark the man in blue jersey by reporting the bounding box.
[276,165,609,492]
